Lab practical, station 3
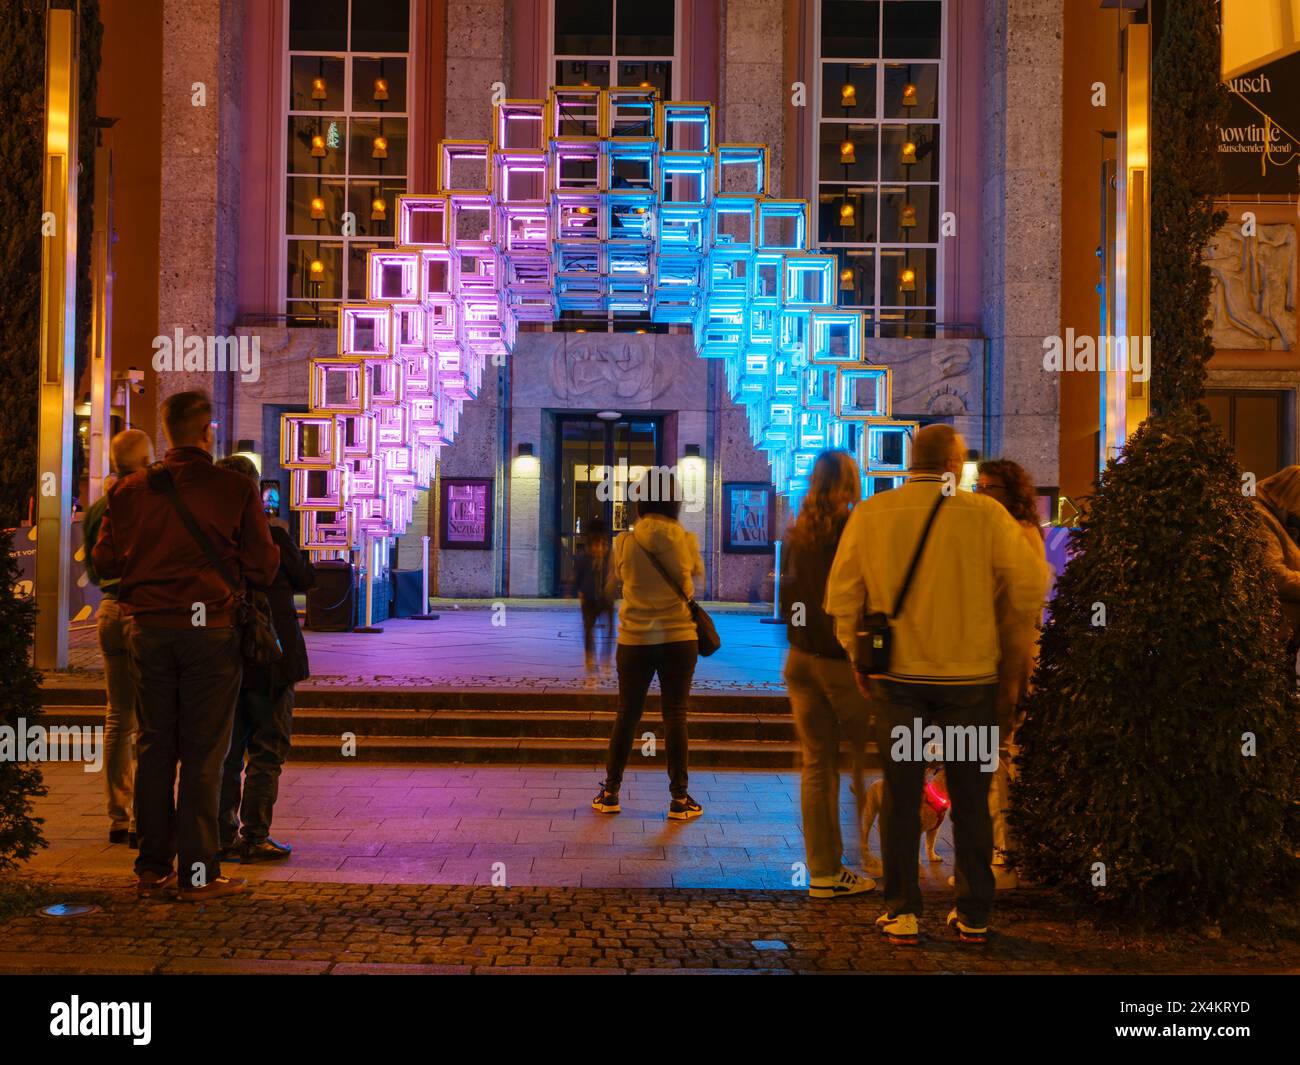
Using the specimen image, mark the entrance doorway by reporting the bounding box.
[1205,389,1288,479]
[554,413,663,594]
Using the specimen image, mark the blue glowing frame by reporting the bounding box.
[285,87,922,555]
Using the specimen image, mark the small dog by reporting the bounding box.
[862,767,949,875]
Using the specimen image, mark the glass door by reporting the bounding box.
[555,414,662,594]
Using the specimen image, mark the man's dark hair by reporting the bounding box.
[161,390,213,447]
[633,468,682,521]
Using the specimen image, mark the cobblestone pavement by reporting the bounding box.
[3,875,1296,975]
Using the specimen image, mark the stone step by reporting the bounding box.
[37,705,878,769]
[40,685,790,714]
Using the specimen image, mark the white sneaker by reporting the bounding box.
[809,867,876,899]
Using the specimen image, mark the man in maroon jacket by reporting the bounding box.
[93,391,279,901]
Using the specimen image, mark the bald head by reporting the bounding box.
[111,429,152,477]
[911,424,965,475]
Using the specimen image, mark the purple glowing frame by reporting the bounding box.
[285,86,922,554]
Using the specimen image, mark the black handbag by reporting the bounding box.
[637,540,721,657]
[148,464,283,666]
[855,491,946,675]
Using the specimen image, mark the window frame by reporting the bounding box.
[280,0,414,320]
[547,0,682,100]
[812,0,946,338]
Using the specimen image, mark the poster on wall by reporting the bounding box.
[1218,53,1300,195]
[723,482,775,554]
[440,478,493,550]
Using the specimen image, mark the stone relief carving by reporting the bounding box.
[866,340,979,419]
[550,334,662,401]
[1206,222,1296,351]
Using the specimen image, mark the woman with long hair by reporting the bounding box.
[974,457,1050,886]
[783,450,875,899]
[592,470,707,821]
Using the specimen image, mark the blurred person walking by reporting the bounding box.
[782,450,875,899]
[1251,466,1300,657]
[574,515,615,682]
[825,425,1045,944]
[84,429,153,846]
[593,470,707,820]
[93,391,279,902]
[215,455,314,863]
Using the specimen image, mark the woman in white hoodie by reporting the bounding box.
[593,470,706,820]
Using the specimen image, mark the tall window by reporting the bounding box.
[284,0,411,322]
[816,0,943,337]
[552,0,676,96]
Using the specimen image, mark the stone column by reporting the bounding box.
[720,0,786,192]
[156,0,243,452]
[981,0,1064,484]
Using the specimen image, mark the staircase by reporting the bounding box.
[38,684,877,769]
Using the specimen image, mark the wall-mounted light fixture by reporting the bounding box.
[684,443,701,458]
[514,440,540,475]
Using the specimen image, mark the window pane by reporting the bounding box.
[615,60,670,93]
[819,123,878,183]
[879,123,937,181]
[289,56,345,112]
[348,117,408,177]
[287,176,347,235]
[818,185,878,244]
[832,248,876,307]
[351,57,407,113]
[351,0,409,52]
[555,0,613,54]
[555,59,611,88]
[288,116,346,175]
[289,0,347,51]
[821,63,875,118]
[882,1,942,59]
[879,246,936,306]
[616,0,674,55]
[348,243,381,300]
[347,178,406,239]
[878,183,938,242]
[287,240,344,301]
[882,62,938,119]
[821,0,880,59]
[877,308,934,337]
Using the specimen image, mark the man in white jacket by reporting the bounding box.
[825,424,1046,944]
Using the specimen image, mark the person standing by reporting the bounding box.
[574,516,615,682]
[84,429,153,846]
[93,391,279,902]
[825,425,1045,944]
[215,455,314,863]
[973,459,1052,887]
[593,470,705,820]
[782,450,875,899]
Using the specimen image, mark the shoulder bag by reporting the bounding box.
[148,464,282,665]
[637,540,721,657]
[855,491,946,675]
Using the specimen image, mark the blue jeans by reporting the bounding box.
[220,684,295,845]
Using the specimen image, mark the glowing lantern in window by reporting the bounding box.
[839,139,856,165]
[840,82,857,108]
[309,259,325,282]
[900,203,917,228]
[310,195,326,220]
[901,141,917,166]
[373,78,389,102]
[311,77,327,101]
[899,267,916,292]
[310,134,327,158]
[372,136,389,159]
[839,200,855,228]
[902,83,918,107]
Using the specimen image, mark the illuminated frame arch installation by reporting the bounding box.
[282,87,918,556]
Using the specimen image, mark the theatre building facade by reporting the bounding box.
[88,0,1298,603]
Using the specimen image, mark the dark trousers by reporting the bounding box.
[869,679,998,926]
[580,598,614,665]
[604,640,698,799]
[219,683,295,845]
[126,623,242,885]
